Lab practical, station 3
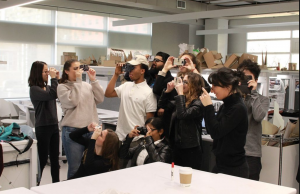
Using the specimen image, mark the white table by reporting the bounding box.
[0,140,37,190]
[31,162,297,194]
[0,187,37,194]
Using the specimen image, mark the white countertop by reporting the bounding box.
[0,187,37,194]
[30,162,297,194]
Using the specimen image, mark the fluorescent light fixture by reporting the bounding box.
[1,0,45,10]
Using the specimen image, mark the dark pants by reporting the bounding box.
[246,156,262,181]
[213,161,249,179]
[173,146,202,170]
[118,138,144,169]
[35,124,60,183]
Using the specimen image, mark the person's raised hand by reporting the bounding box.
[91,126,102,140]
[248,80,257,91]
[49,67,56,79]
[162,57,176,73]
[128,126,140,138]
[199,88,213,107]
[88,122,99,132]
[175,77,184,95]
[76,68,84,79]
[165,80,175,93]
[87,68,96,82]
[115,63,125,76]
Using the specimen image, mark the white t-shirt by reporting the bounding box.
[115,81,157,141]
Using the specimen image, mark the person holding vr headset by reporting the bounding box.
[158,65,205,170]
[119,117,171,167]
[57,59,105,179]
[105,55,157,169]
[68,123,119,180]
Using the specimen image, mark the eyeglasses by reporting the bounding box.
[153,58,164,63]
[183,81,189,85]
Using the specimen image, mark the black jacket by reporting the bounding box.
[69,127,111,179]
[158,91,203,149]
[203,93,248,168]
[119,136,171,166]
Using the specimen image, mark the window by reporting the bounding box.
[247,30,299,69]
[56,11,108,64]
[0,7,53,25]
[293,30,299,38]
[247,31,291,40]
[0,8,153,98]
[0,7,55,98]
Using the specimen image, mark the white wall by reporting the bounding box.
[152,22,189,57]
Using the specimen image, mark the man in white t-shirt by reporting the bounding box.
[105,55,157,167]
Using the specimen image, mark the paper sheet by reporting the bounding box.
[273,102,285,130]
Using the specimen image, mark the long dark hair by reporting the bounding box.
[28,61,47,88]
[208,67,245,95]
[185,72,204,107]
[101,129,120,171]
[59,59,78,84]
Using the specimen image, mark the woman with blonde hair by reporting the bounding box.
[158,69,204,170]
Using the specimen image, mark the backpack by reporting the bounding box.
[0,123,33,155]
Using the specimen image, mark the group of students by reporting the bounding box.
[28,51,269,185]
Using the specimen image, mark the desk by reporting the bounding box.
[0,140,37,190]
[0,187,37,194]
[31,162,296,194]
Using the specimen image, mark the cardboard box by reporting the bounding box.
[204,51,217,68]
[196,48,209,63]
[204,51,223,68]
[102,60,118,67]
[214,53,223,60]
[239,53,258,65]
[224,54,239,69]
[63,52,76,56]
[61,55,78,65]
[211,64,224,69]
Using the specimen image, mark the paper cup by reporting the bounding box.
[179,167,193,187]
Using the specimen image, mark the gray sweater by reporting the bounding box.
[244,90,269,157]
[57,78,104,128]
[30,78,58,128]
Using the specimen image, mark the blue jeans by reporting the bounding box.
[62,126,87,179]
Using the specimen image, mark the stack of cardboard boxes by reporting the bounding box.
[196,48,258,70]
[102,49,133,67]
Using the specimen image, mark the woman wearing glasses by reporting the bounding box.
[119,117,171,167]
[28,61,60,184]
[158,70,204,170]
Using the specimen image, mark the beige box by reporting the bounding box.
[224,54,239,69]
[239,53,258,65]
